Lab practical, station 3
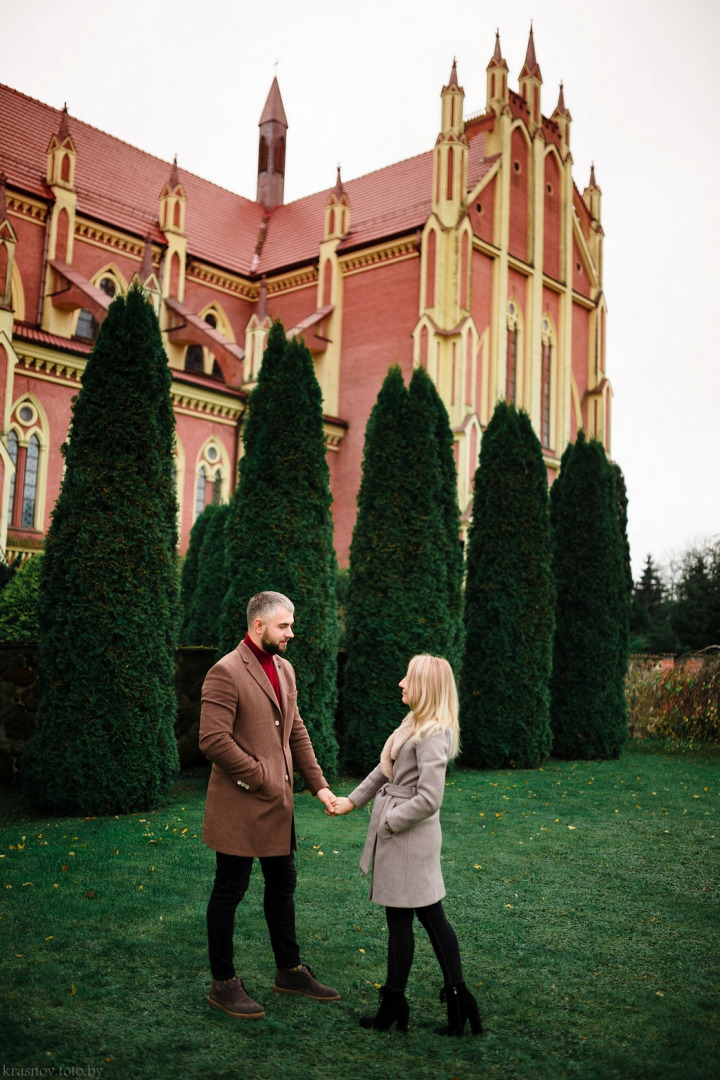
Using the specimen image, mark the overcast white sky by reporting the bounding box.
[4,0,719,580]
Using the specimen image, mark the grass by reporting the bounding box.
[1,741,718,1080]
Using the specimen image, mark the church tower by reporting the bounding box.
[257,77,288,208]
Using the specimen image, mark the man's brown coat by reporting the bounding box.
[199,641,327,857]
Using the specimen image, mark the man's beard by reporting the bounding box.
[261,632,287,656]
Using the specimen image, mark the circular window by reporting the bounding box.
[542,318,550,333]
[18,404,35,425]
[513,160,522,174]
[476,202,484,216]
[576,262,582,273]
[546,183,554,196]
[508,302,516,317]
[206,444,219,463]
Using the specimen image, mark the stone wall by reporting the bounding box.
[0,643,217,787]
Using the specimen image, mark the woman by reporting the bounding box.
[332,654,482,1036]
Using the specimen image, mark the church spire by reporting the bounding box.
[46,103,76,188]
[325,165,350,240]
[159,156,186,234]
[486,29,509,113]
[257,76,288,208]
[519,24,543,126]
[552,81,572,148]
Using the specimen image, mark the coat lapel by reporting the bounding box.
[239,642,281,712]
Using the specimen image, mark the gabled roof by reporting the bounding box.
[0,82,494,281]
[260,131,492,272]
[0,84,266,274]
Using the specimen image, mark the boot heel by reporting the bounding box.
[360,986,410,1032]
[436,982,483,1037]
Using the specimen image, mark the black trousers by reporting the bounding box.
[385,901,464,992]
[206,850,301,981]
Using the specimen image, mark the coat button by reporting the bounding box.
[275,720,279,726]
[285,774,289,782]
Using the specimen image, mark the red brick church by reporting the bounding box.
[0,28,610,566]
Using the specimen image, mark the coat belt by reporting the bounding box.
[380,783,417,798]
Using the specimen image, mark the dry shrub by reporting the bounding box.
[626,654,720,742]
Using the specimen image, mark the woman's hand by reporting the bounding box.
[329,796,356,816]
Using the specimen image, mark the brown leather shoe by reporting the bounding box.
[207,977,265,1018]
[273,963,340,1001]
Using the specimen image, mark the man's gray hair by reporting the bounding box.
[246,591,294,628]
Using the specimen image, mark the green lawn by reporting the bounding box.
[1,741,718,1080]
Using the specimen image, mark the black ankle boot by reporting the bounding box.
[360,986,410,1032]
[436,982,483,1036]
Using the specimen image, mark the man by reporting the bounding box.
[199,590,339,1019]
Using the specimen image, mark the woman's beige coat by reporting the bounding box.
[348,728,452,908]
[199,641,327,857]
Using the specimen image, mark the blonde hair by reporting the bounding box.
[404,654,460,759]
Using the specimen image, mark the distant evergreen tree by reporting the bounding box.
[635,555,665,615]
[342,365,460,774]
[23,285,180,813]
[459,402,554,769]
[218,320,286,652]
[184,502,230,647]
[408,366,464,674]
[550,432,628,760]
[630,554,679,653]
[179,505,214,643]
[219,331,338,779]
[670,543,720,651]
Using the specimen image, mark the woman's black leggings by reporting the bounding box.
[384,901,463,992]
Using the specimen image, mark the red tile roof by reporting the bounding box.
[13,322,93,355]
[0,83,494,281]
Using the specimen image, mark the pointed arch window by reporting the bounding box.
[275,138,285,176]
[540,317,554,449]
[7,430,41,529]
[194,465,207,521]
[259,136,268,173]
[7,430,18,522]
[506,301,520,404]
[194,441,228,520]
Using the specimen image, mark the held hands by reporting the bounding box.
[316,787,356,817]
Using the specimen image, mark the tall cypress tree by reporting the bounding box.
[408,366,464,674]
[179,504,214,643]
[550,432,628,759]
[460,402,554,769]
[23,285,180,814]
[218,320,286,652]
[184,502,230,647]
[342,365,460,774]
[219,332,338,779]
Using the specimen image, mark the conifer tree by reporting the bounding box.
[408,366,464,673]
[459,402,554,768]
[219,331,338,779]
[342,365,461,774]
[218,320,286,651]
[179,504,214,643]
[23,285,180,813]
[550,432,628,759]
[184,502,230,647]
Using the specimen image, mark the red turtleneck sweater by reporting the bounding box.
[244,633,280,702]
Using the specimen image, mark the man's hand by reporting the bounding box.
[331,796,356,816]
[316,786,337,815]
